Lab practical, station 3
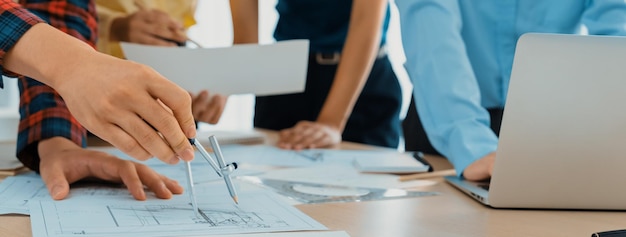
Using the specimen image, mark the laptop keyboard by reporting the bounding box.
[477,183,490,191]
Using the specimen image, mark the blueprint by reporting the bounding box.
[91,147,262,185]
[219,145,354,167]
[0,152,259,216]
[0,173,46,214]
[29,183,326,237]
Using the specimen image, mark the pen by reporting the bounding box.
[208,136,239,204]
[592,229,626,237]
[412,151,434,172]
[184,161,200,217]
[398,169,457,181]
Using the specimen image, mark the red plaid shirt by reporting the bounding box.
[0,0,44,80]
[14,0,96,171]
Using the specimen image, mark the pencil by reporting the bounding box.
[398,169,456,182]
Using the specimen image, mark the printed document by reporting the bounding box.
[121,40,309,95]
[29,182,326,237]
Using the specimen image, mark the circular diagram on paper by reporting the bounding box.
[291,184,370,197]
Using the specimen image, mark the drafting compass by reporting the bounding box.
[185,136,239,216]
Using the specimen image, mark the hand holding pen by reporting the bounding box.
[109,0,187,46]
[125,0,204,47]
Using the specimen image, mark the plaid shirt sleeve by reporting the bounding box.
[16,0,96,171]
[0,0,44,87]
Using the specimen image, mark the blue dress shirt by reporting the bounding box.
[396,0,626,175]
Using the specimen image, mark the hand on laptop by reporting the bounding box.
[462,152,496,181]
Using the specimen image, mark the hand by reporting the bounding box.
[277,121,342,150]
[55,53,197,164]
[4,24,196,164]
[191,90,228,124]
[38,137,184,200]
[462,152,496,181]
[111,8,186,46]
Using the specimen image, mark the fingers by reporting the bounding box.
[37,137,183,201]
[93,156,184,200]
[205,94,227,124]
[117,111,181,164]
[134,30,178,46]
[191,91,209,119]
[126,9,186,45]
[40,164,71,200]
[102,124,152,161]
[149,78,196,139]
[192,91,227,124]
[278,121,342,150]
[115,161,183,200]
[116,160,147,200]
[90,154,183,200]
[43,175,70,200]
[138,78,195,162]
[149,10,186,43]
[461,152,496,181]
[163,176,184,195]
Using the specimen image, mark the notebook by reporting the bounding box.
[446,33,626,210]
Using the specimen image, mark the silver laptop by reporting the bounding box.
[446,33,626,210]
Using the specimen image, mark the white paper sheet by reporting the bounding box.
[0,147,262,215]
[351,151,429,174]
[219,145,352,167]
[0,173,46,215]
[0,173,152,215]
[257,165,436,190]
[121,40,309,95]
[195,129,266,145]
[29,182,326,237]
[219,145,429,172]
[91,147,263,185]
[188,230,350,237]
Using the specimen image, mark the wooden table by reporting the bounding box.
[1,134,625,237]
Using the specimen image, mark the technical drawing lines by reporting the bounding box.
[105,203,289,229]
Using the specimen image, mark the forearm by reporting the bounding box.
[4,23,99,90]
[230,0,258,44]
[316,0,387,130]
[582,0,626,36]
[397,0,497,175]
[0,0,44,79]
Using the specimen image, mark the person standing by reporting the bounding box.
[231,0,402,150]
